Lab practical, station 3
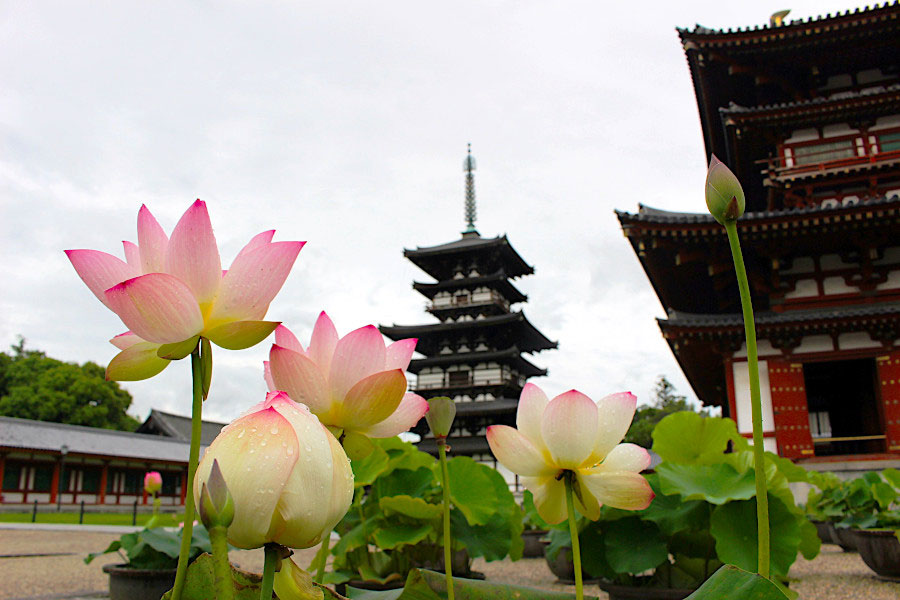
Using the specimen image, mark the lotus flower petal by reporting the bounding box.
[307,312,338,375]
[122,241,141,270]
[65,250,138,309]
[264,361,276,392]
[105,273,204,344]
[136,205,168,273]
[593,392,637,460]
[110,331,142,350]
[487,425,556,477]
[105,342,170,381]
[267,394,338,548]
[194,404,299,549]
[362,392,429,438]
[269,345,330,413]
[598,443,651,473]
[274,324,304,354]
[522,475,567,525]
[210,241,304,324]
[232,229,275,265]
[339,369,406,430]
[541,390,598,469]
[581,470,655,511]
[165,200,222,306]
[385,338,417,371]
[573,474,601,520]
[516,383,550,447]
[205,320,279,351]
[328,325,386,402]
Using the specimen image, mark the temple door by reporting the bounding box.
[768,359,815,459]
[877,351,900,453]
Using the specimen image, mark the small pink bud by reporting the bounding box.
[144,471,162,494]
[705,155,745,224]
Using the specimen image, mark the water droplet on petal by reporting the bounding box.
[237,429,245,439]
[270,426,279,434]
[286,447,294,456]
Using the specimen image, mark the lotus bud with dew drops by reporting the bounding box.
[266,312,429,442]
[425,396,456,439]
[193,391,353,550]
[705,155,745,225]
[487,383,654,525]
[65,200,304,381]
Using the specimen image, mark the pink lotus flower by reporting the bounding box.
[144,471,163,494]
[487,384,654,525]
[66,200,304,380]
[266,312,428,438]
[193,391,353,549]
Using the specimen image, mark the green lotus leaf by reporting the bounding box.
[684,564,789,600]
[657,462,756,505]
[602,517,669,575]
[652,412,744,464]
[379,495,442,521]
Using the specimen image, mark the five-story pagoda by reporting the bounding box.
[380,146,556,462]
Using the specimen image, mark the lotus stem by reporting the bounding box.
[312,536,330,584]
[209,524,234,600]
[260,543,279,600]
[563,473,583,600]
[171,346,206,600]
[724,220,770,578]
[437,439,455,600]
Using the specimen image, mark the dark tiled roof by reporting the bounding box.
[412,271,527,303]
[135,409,226,446]
[720,84,900,119]
[660,302,900,330]
[380,311,557,353]
[615,194,900,226]
[677,3,899,41]
[0,416,199,463]
[404,234,534,279]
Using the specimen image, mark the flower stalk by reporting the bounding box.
[171,345,206,600]
[208,525,234,600]
[260,543,280,600]
[437,438,455,600]
[563,472,583,600]
[724,220,770,578]
[311,534,330,583]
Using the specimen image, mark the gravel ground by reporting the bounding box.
[2,528,898,600]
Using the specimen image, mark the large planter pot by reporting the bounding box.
[828,523,858,552]
[409,546,473,577]
[102,564,176,600]
[598,578,696,600]
[336,577,405,595]
[851,529,900,581]
[544,546,597,584]
[810,519,832,545]
[522,529,548,558]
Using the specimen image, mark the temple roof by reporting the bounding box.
[380,311,557,355]
[677,3,899,47]
[409,347,547,377]
[661,303,900,334]
[136,409,226,446]
[0,416,201,464]
[404,234,534,280]
[412,271,527,303]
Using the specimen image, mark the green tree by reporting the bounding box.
[0,338,140,431]
[623,375,707,448]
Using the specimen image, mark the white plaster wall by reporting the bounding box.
[782,257,815,274]
[838,332,881,350]
[794,335,834,354]
[872,115,900,130]
[873,247,900,266]
[821,254,853,270]
[734,339,778,359]
[822,123,858,137]
[786,128,819,143]
[733,360,774,435]
[823,276,856,295]
[785,279,818,299]
[877,270,900,290]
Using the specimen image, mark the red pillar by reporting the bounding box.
[49,462,60,505]
[724,358,737,422]
[180,471,187,505]
[0,454,5,503]
[877,351,900,453]
[98,463,108,505]
[768,359,815,459]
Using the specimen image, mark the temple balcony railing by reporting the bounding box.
[762,126,900,181]
[427,291,510,314]
[412,375,524,391]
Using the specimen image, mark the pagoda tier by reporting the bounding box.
[617,5,900,462]
[678,3,900,211]
[616,195,900,315]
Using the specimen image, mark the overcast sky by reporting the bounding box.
[1,1,863,424]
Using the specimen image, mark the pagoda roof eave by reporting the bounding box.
[380,311,557,352]
[677,4,900,48]
[403,234,534,278]
[615,194,900,233]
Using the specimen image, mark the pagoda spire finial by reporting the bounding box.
[463,143,478,236]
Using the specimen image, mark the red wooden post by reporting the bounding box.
[877,351,900,453]
[179,471,187,505]
[768,359,815,459]
[49,462,60,505]
[0,453,5,503]
[98,463,108,505]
